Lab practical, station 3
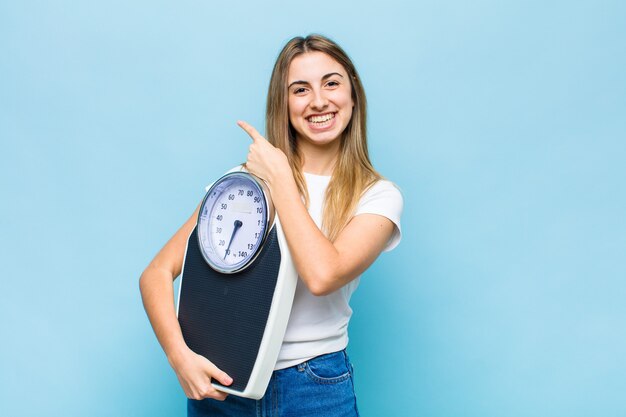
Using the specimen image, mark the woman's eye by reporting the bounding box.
[326,81,339,88]
[293,87,307,94]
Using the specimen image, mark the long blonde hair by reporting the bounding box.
[266,34,381,241]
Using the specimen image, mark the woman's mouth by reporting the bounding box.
[306,112,336,129]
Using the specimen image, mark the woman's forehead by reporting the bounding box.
[287,51,347,83]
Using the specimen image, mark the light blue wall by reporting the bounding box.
[1,1,624,416]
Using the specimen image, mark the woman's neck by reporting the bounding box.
[297,138,340,176]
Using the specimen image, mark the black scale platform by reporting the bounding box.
[178,226,281,392]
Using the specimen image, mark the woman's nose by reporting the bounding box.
[310,90,328,110]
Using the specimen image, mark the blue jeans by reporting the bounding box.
[188,349,360,417]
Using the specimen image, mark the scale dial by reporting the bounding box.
[197,172,274,274]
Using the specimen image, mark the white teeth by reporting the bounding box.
[308,113,334,123]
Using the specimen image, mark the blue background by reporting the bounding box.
[1,1,625,416]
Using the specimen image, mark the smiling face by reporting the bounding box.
[287,51,354,150]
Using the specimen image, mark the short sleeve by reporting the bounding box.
[354,180,404,252]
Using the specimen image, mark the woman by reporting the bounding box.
[140,34,403,416]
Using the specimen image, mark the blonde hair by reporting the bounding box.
[266,34,381,241]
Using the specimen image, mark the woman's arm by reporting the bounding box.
[139,204,233,400]
[239,121,396,296]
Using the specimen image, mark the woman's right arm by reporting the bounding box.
[139,203,233,401]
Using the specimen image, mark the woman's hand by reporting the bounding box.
[237,120,290,186]
[169,346,233,401]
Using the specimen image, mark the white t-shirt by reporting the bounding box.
[275,172,403,369]
[206,168,403,369]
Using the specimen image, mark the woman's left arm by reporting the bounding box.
[239,121,396,296]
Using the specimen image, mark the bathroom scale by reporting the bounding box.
[177,171,297,400]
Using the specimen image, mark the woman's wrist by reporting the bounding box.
[264,154,292,190]
[269,173,299,209]
[166,342,191,368]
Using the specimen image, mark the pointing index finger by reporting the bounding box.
[237,120,263,143]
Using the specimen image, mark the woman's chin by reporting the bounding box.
[299,133,341,148]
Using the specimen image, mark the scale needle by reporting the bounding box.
[224,220,243,259]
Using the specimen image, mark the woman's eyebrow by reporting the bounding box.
[321,72,344,81]
[288,80,309,89]
[288,72,345,89]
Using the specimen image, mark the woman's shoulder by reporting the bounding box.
[358,178,403,208]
